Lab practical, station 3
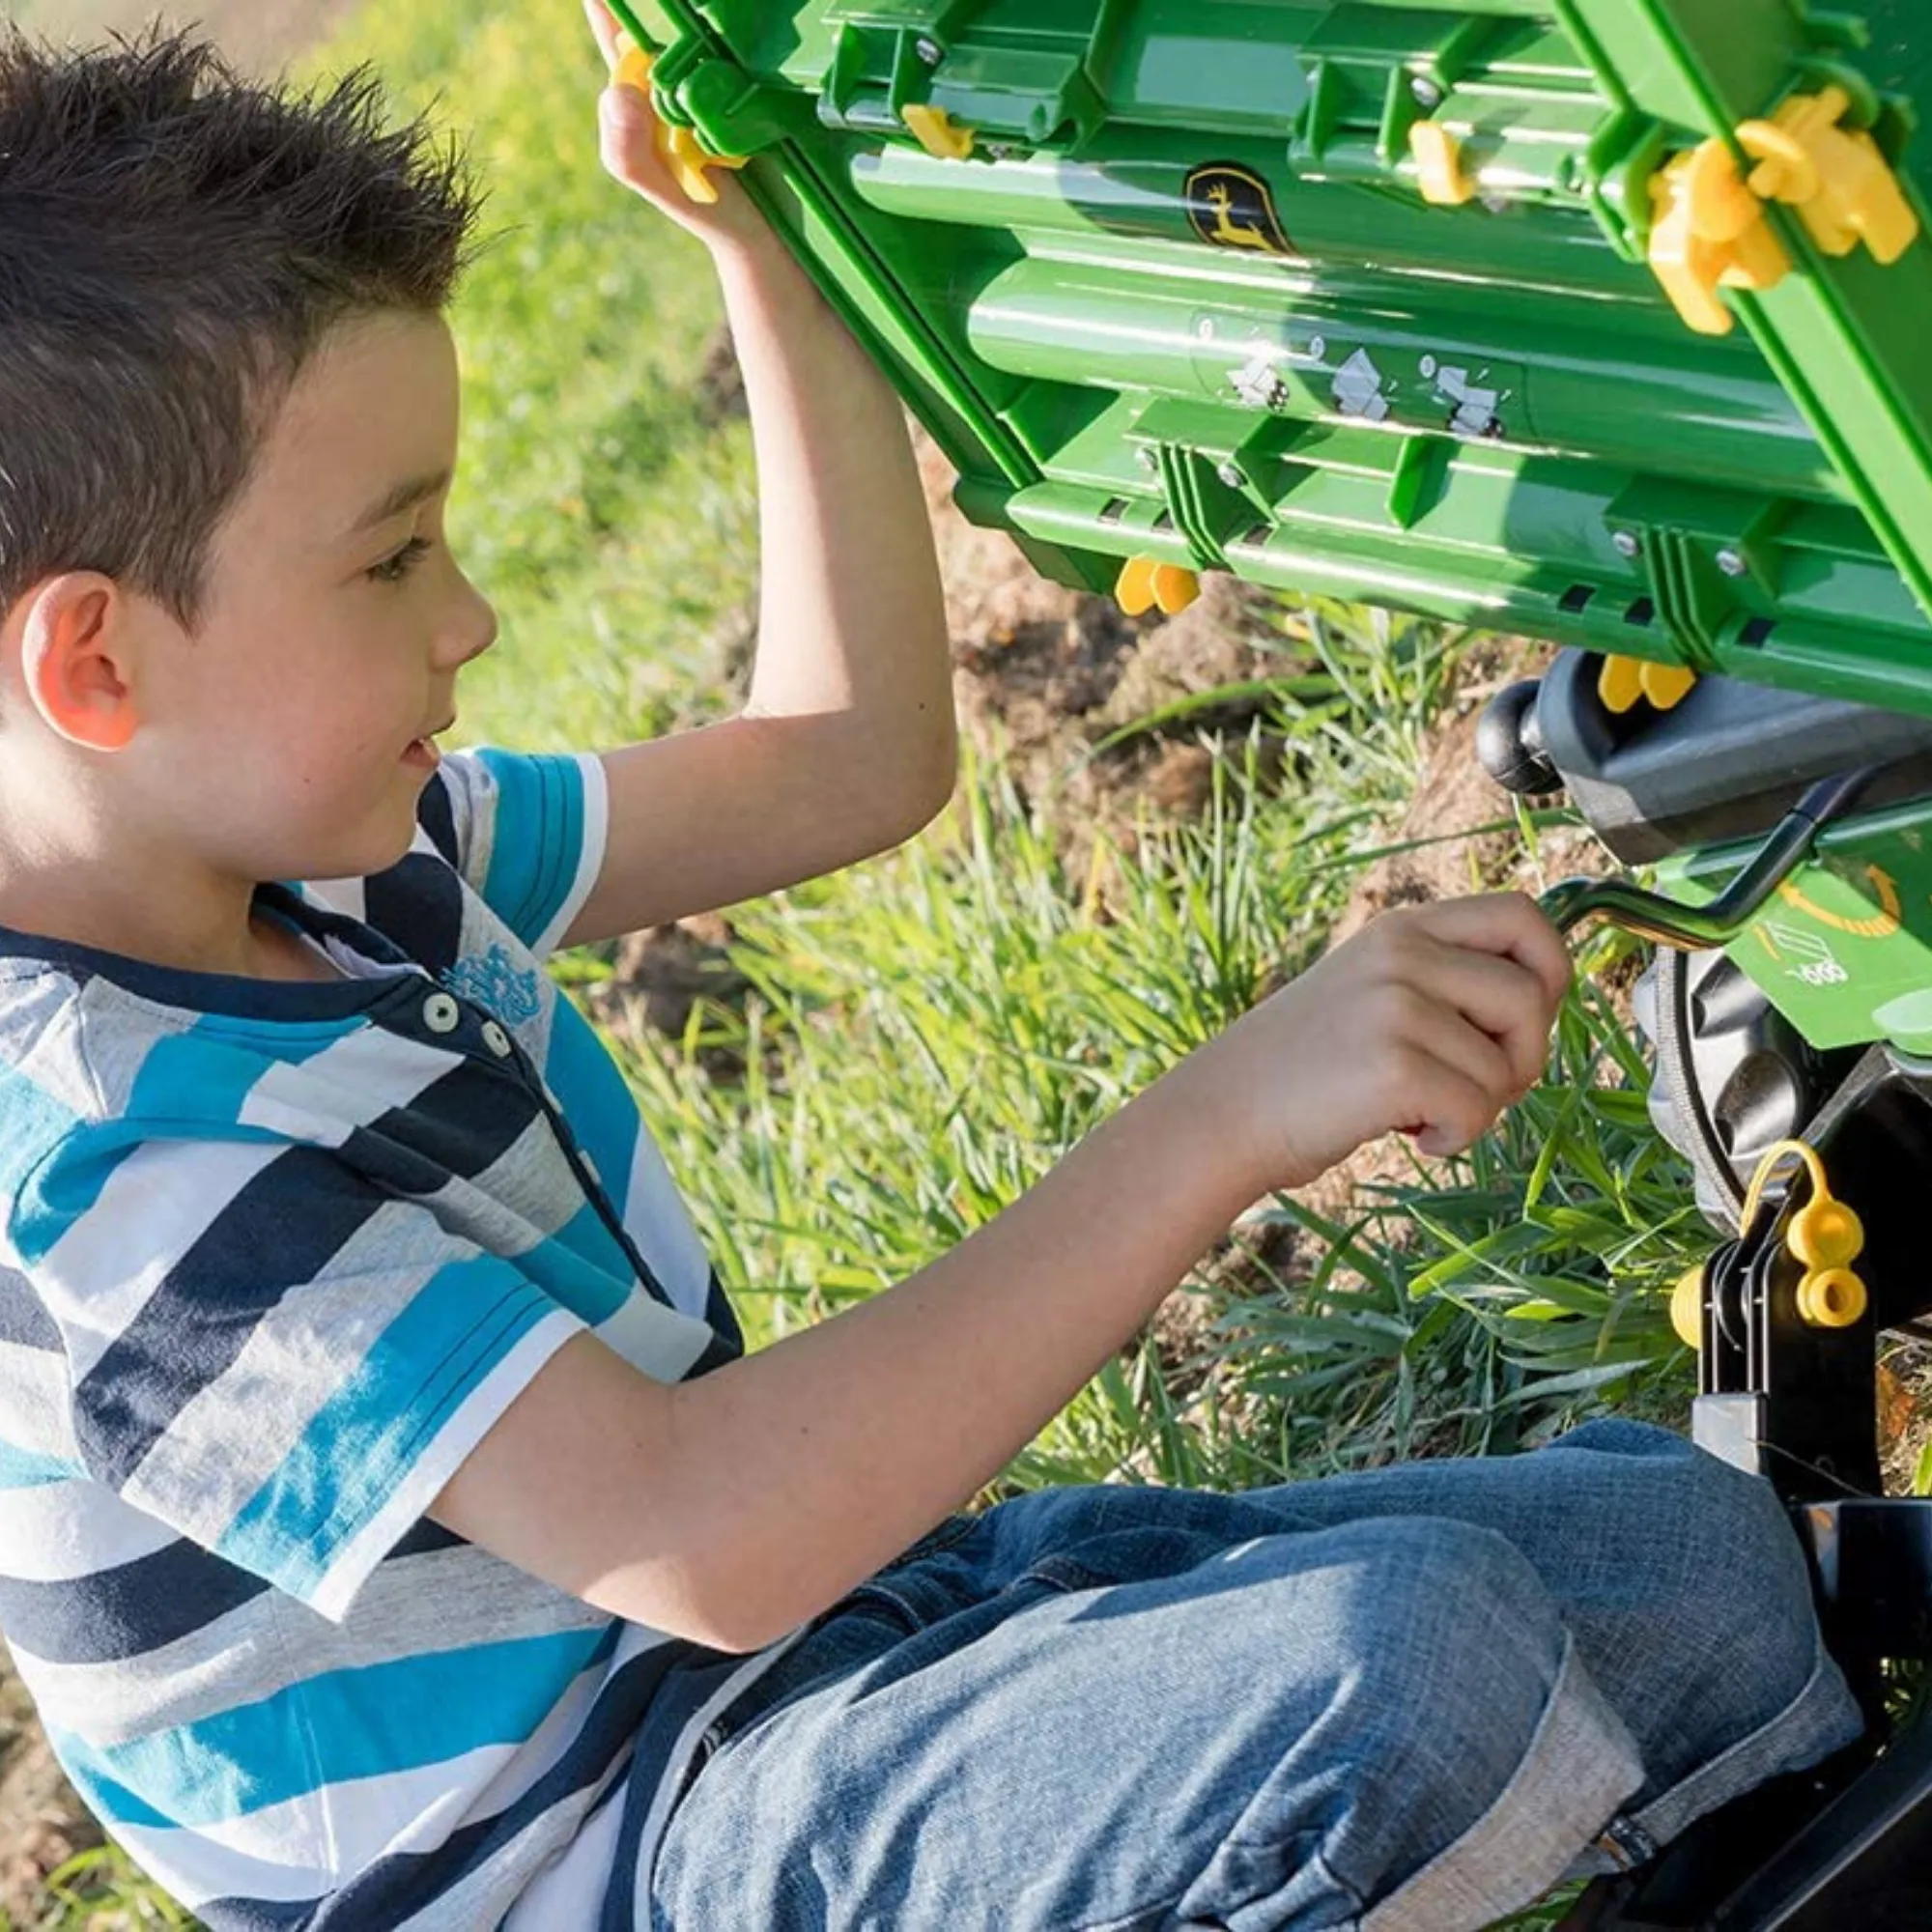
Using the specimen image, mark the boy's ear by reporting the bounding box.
[15,573,141,752]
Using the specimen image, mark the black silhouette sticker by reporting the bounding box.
[1185,163,1293,256]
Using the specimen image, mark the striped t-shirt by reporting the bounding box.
[0,746,805,1929]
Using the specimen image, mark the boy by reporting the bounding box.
[0,12,1862,1930]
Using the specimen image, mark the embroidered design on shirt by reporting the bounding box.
[441,943,543,1026]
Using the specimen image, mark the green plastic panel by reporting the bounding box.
[607,0,1932,713]
[1660,795,1932,1057]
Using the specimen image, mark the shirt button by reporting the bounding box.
[480,1020,514,1058]
[423,992,462,1034]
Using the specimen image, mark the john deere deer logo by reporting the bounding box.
[1185,164,1293,256]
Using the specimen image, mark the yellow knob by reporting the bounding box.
[610,42,748,205]
[1797,1266,1867,1329]
[1115,556,1201,617]
[1669,1263,1706,1350]
[1786,1196,1863,1271]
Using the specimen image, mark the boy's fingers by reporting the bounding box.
[1410,893,1574,1012]
[1418,945,1555,1094]
[1402,1052,1502,1158]
[582,0,622,71]
[599,84,659,183]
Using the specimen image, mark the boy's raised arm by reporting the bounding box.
[430,895,1571,1653]
[555,3,955,950]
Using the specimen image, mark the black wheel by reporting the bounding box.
[1634,947,1862,1235]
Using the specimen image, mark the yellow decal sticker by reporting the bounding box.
[1185,164,1293,256]
[1776,865,1902,941]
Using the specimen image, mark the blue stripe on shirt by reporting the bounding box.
[128,1017,365,1131]
[52,1623,621,1829]
[0,1060,84,1246]
[474,751,583,951]
[216,1264,558,1601]
[0,1438,83,1490]
[542,998,642,1229]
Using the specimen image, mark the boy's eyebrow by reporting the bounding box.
[345,467,453,538]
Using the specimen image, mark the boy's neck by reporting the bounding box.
[0,867,338,983]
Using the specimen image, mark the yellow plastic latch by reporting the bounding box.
[1670,1263,1707,1351]
[1116,556,1201,618]
[1738,85,1921,266]
[1797,1267,1868,1329]
[1409,120,1475,207]
[1648,138,1792,336]
[1598,655,1697,715]
[901,102,976,161]
[613,44,750,205]
[1742,1139,1870,1331]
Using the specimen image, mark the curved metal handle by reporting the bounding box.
[1539,768,1881,947]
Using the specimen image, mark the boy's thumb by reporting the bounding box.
[599,84,656,174]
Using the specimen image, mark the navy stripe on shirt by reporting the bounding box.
[72,1144,412,1487]
[363,853,467,979]
[0,1537,270,1665]
[340,1056,546,1194]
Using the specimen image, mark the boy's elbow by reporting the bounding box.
[892,716,958,840]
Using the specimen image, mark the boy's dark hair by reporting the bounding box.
[0,27,484,632]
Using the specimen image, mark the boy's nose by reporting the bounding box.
[442,582,498,668]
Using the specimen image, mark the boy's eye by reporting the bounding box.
[368,536,433,584]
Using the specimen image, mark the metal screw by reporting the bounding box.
[915,35,943,66]
[1307,334,1326,361]
[1136,447,1159,472]
[1411,74,1443,109]
[1217,461,1245,490]
[1717,548,1747,579]
[1612,530,1642,559]
[1197,317,1216,340]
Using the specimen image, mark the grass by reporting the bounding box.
[588,606,1697,1515]
[4,2,1706,1927]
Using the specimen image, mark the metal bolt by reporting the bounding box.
[1612,530,1642,559]
[1717,547,1747,579]
[1217,461,1245,490]
[915,35,943,66]
[1411,74,1443,109]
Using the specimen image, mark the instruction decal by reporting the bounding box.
[1333,348,1391,422]
[1185,163,1293,256]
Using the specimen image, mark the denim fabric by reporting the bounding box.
[646,1421,1864,1931]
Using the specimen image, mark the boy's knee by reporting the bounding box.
[1319,1516,1569,1765]
[1272,1517,1641,1918]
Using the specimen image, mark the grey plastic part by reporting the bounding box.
[1535,653,1932,865]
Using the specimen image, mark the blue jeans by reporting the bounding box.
[646,1421,1864,1930]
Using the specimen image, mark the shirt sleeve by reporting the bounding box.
[425,745,611,962]
[28,1127,588,1624]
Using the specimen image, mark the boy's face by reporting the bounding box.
[9,308,498,891]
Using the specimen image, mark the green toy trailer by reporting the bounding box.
[604,4,1932,1923]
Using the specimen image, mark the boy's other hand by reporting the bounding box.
[1206,893,1574,1194]
[582,0,766,250]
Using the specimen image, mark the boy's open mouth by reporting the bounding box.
[403,717,453,769]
